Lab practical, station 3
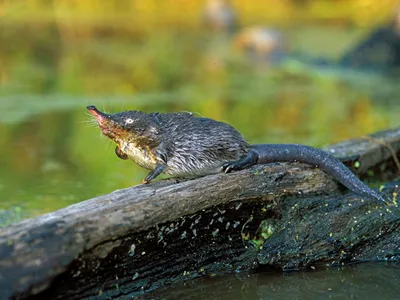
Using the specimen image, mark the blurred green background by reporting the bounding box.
[1,0,400,224]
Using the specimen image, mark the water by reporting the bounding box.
[145,263,400,299]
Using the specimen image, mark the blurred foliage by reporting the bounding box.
[1,0,398,26]
[1,0,400,95]
[0,0,399,220]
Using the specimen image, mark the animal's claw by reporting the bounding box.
[222,162,239,173]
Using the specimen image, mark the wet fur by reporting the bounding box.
[106,111,249,176]
[154,112,249,176]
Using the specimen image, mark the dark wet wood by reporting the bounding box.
[0,127,399,300]
[325,127,400,181]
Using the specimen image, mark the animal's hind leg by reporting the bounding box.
[222,149,258,173]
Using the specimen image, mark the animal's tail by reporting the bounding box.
[252,144,387,204]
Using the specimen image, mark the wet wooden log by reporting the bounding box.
[0,128,399,300]
[325,127,400,181]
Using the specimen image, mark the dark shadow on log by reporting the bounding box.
[0,128,399,299]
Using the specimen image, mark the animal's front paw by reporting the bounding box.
[142,178,151,184]
[115,146,128,160]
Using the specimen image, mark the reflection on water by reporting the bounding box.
[144,263,400,299]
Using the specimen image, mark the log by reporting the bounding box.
[324,127,400,181]
[0,127,399,300]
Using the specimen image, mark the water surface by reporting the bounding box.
[145,263,400,299]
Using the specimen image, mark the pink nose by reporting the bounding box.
[87,105,108,124]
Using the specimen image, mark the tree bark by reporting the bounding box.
[0,128,399,300]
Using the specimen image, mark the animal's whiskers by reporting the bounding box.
[81,112,100,127]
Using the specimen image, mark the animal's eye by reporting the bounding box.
[125,118,134,124]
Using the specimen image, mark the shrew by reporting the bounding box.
[87,105,387,204]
